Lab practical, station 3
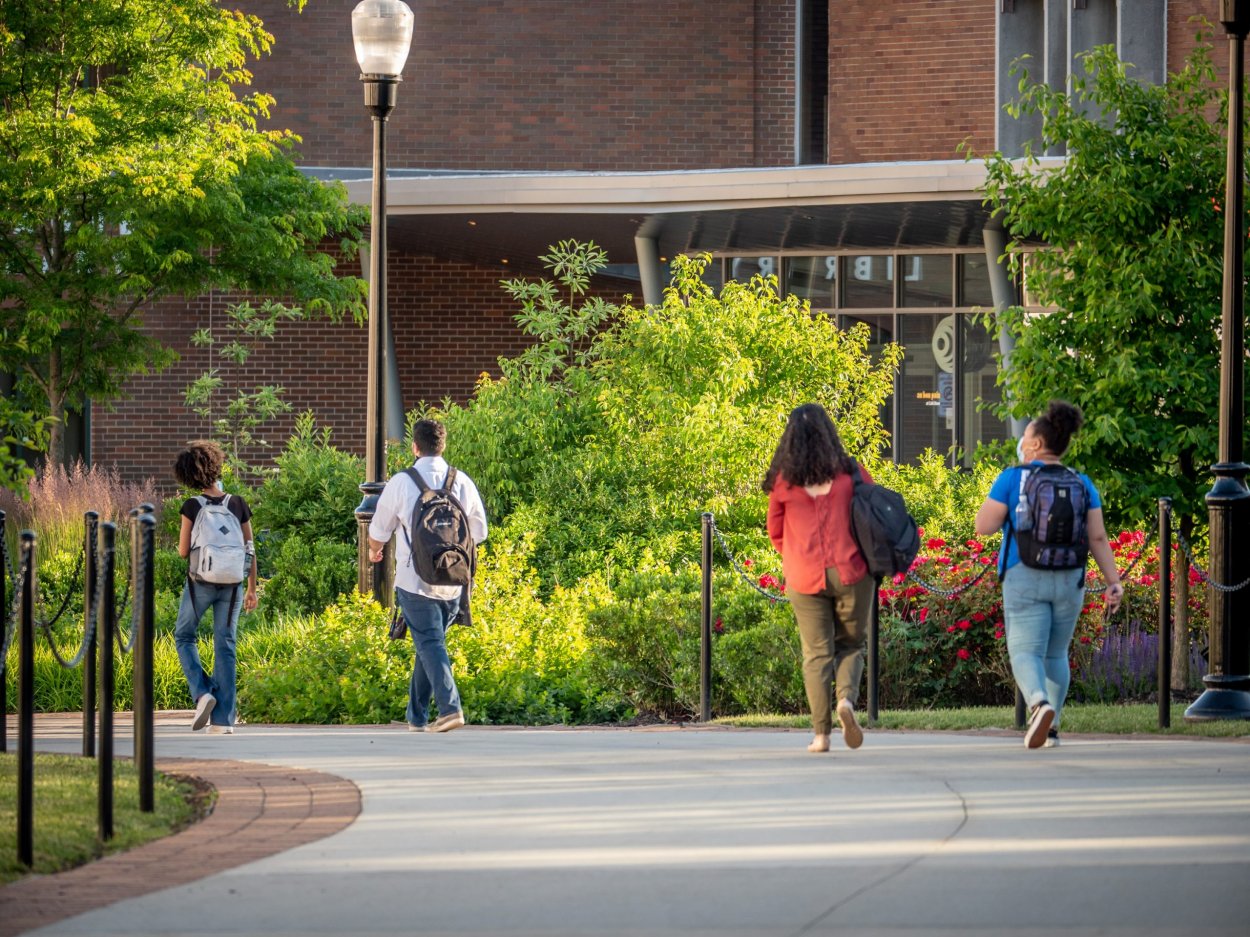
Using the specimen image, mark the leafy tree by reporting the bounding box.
[0,395,46,495]
[976,39,1238,534]
[432,243,902,586]
[0,0,368,464]
[976,38,1239,540]
[184,299,301,476]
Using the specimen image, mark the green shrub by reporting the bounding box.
[240,592,409,724]
[259,537,356,617]
[252,412,364,561]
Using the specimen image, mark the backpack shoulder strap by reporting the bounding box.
[403,466,430,493]
[443,467,458,492]
[850,459,864,487]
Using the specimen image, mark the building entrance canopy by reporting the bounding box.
[308,159,1061,274]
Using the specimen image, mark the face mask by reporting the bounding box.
[1016,438,1027,463]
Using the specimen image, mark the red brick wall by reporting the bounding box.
[91,254,634,484]
[242,0,794,171]
[826,1,996,164]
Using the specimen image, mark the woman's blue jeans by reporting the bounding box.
[395,588,461,727]
[1002,563,1086,726]
[174,578,242,727]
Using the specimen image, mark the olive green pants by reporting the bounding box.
[788,567,874,735]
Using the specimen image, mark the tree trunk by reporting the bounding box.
[45,347,66,467]
[1170,513,1192,692]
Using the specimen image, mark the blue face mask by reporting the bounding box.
[1016,438,1027,463]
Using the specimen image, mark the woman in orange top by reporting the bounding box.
[764,403,873,753]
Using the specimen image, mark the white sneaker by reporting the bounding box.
[1025,702,1055,749]
[1043,729,1060,748]
[191,694,216,731]
[206,724,234,735]
[425,711,465,734]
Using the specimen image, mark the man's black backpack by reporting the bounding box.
[401,467,475,587]
[849,462,921,580]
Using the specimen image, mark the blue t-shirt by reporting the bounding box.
[988,462,1101,576]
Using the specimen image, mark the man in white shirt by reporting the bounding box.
[368,419,488,732]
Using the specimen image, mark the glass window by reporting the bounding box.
[897,314,954,463]
[700,257,725,292]
[899,255,953,307]
[841,254,894,308]
[726,256,778,285]
[959,254,996,308]
[959,314,1010,466]
[784,256,838,309]
[840,313,894,461]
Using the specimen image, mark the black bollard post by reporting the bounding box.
[136,514,156,812]
[82,511,99,758]
[700,512,713,723]
[1158,499,1172,729]
[17,531,35,867]
[1014,687,1026,729]
[867,583,879,724]
[98,522,116,842]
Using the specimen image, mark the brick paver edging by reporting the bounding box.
[0,758,361,937]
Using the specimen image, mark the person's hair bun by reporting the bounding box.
[1046,399,1083,437]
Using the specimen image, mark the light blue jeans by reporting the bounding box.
[395,588,461,728]
[1002,563,1086,726]
[174,579,242,727]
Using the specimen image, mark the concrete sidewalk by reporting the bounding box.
[4,714,1250,936]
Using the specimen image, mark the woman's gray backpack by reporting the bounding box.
[1010,463,1089,572]
[401,467,475,587]
[849,462,920,580]
[188,495,248,585]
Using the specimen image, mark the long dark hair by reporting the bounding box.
[761,403,853,492]
[1032,399,1083,456]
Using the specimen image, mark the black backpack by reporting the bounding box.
[401,467,476,587]
[849,462,921,580]
[1010,463,1090,572]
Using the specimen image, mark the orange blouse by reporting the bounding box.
[766,470,870,594]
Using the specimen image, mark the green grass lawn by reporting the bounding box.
[0,753,210,885]
[716,703,1250,737]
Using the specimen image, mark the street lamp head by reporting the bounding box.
[351,0,415,78]
[1221,0,1250,37]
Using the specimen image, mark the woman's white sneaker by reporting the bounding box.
[1025,702,1055,749]
[191,693,216,731]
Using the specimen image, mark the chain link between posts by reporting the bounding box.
[711,518,1173,604]
[0,551,29,677]
[41,542,110,671]
[1165,502,1250,593]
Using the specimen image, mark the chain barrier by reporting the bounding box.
[34,547,84,631]
[1,532,14,594]
[0,552,29,678]
[40,543,109,671]
[712,519,1161,604]
[904,562,996,598]
[115,564,140,656]
[1164,503,1250,594]
[710,521,790,604]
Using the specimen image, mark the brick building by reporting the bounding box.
[90,0,1196,482]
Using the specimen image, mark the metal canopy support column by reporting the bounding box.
[983,224,1026,439]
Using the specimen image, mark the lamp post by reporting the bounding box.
[351,0,414,601]
[1186,0,1250,722]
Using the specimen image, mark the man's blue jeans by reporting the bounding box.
[174,579,242,727]
[1002,563,1086,726]
[395,588,461,728]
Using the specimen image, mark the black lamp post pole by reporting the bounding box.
[1186,0,1250,722]
[354,74,399,603]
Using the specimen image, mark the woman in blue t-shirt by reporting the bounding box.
[975,401,1124,749]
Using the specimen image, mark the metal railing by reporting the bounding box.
[2,505,158,866]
